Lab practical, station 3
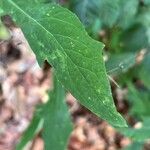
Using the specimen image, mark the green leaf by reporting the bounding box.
[16,105,44,150]
[119,118,150,142]
[136,6,150,46]
[117,0,139,29]
[106,52,136,76]
[127,82,150,117]
[119,83,150,142]
[143,0,150,5]
[123,142,144,150]
[120,25,149,52]
[1,0,127,127]
[138,52,150,89]
[42,76,72,150]
[71,0,119,28]
[97,0,119,27]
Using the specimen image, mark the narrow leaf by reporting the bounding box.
[106,52,136,75]
[138,51,150,89]
[127,82,150,117]
[16,105,44,150]
[123,142,144,150]
[42,76,72,150]
[118,118,150,142]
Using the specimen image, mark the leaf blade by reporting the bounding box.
[1,0,127,127]
[42,77,72,150]
[16,105,44,150]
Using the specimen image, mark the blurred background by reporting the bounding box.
[0,0,150,150]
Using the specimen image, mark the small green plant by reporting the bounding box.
[1,0,126,149]
[1,0,150,150]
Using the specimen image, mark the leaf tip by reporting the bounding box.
[113,114,128,128]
